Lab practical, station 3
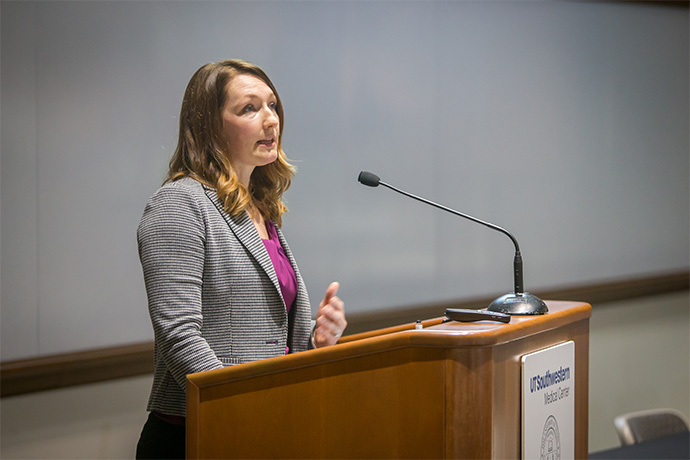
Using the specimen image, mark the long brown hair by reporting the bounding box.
[167,59,295,226]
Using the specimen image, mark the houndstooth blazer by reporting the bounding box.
[137,177,313,417]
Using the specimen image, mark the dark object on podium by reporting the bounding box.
[444,308,511,323]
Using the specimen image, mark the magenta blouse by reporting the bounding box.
[262,221,298,315]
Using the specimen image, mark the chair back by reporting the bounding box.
[614,408,689,446]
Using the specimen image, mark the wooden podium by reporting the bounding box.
[187,301,590,459]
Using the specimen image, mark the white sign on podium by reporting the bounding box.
[521,341,575,460]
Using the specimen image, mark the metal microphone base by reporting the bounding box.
[487,292,548,315]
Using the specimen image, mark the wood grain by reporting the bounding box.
[187,301,591,459]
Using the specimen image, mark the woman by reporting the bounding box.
[135,59,347,459]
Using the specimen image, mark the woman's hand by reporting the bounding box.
[313,282,347,348]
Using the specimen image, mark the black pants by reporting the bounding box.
[136,412,185,460]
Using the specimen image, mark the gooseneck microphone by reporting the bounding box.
[357,171,547,315]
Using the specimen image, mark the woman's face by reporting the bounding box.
[221,73,280,185]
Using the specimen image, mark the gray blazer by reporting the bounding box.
[137,177,313,416]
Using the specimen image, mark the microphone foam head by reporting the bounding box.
[358,171,380,187]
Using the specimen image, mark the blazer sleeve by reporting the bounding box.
[137,183,224,389]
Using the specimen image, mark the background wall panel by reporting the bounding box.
[2,1,688,360]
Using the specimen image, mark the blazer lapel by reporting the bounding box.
[203,186,284,307]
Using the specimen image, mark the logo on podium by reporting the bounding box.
[522,341,574,460]
[540,415,561,460]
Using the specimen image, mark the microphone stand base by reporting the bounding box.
[487,292,548,315]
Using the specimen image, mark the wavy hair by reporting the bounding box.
[166,59,295,226]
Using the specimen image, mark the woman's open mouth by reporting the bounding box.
[257,138,276,148]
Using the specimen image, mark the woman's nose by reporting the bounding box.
[263,106,279,128]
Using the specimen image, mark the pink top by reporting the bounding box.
[262,221,298,315]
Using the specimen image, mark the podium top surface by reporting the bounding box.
[343,300,590,346]
[187,300,590,389]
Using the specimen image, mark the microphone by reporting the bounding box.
[357,171,547,315]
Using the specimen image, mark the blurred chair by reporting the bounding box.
[614,408,689,446]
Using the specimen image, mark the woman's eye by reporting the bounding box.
[241,104,255,114]
[269,101,278,111]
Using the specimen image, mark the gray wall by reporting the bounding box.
[2,1,688,361]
